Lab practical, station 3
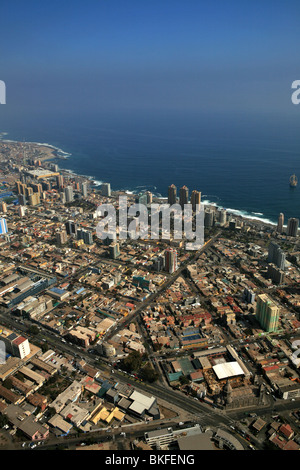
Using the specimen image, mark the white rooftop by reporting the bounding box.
[27,169,58,177]
[212,361,245,380]
[129,390,156,410]
[129,401,147,415]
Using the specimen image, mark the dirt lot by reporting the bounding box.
[159,404,178,419]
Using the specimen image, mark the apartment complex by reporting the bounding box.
[256,294,280,333]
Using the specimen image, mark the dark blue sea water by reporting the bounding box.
[1,110,300,225]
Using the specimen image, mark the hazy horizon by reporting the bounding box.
[0,0,300,123]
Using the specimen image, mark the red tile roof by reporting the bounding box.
[12,336,26,346]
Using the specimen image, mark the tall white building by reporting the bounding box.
[267,241,286,270]
[18,205,26,217]
[81,181,88,197]
[65,185,74,203]
[219,209,227,226]
[0,218,8,234]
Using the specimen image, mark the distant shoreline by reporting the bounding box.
[0,132,277,229]
[0,134,72,162]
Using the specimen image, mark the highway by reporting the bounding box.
[0,311,235,427]
[3,309,300,451]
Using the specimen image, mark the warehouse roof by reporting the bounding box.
[212,361,244,380]
[129,400,146,415]
[129,390,156,410]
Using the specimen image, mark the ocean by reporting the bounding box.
[1,109,300,226]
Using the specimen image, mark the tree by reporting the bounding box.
[140,364,159,383]
[179,375,190,385]
[121,351,144,372]
[0,415,9,427]
[28,325,39,336]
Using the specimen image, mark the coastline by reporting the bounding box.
[0,133,72,162]
[0,132,277,228]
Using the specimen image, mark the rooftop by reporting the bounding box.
[212,361,245,380]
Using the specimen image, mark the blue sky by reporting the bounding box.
[1,0,300,117]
